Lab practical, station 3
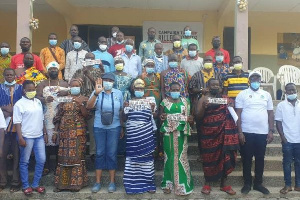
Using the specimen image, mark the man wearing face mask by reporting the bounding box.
[64,36,88,82]
[149,43,168,73]
[139,27,161,61]
[0,68,23,193]
[60,25,90,55]
[275,83,300,194]
[36,62,69,176]
[164,34,188,63]
[180,43,203,77]
[93,36,115,72]
[214,50,230,79]
[10,37,44,73]
[181,26,200,50]
[223,56,249,99]
[108,31,126,58]
[40,33,65,80]
[107,26,120,48]
[205,36,230,64]
[235,71,274,195]
[121,39,142,79]
[0,42,12,82]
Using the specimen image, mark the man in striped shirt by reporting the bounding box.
[223,56,249,99]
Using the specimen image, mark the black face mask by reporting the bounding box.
[21,47,30,52]
[149,35,155,40]
[212,42,220,49]
[24,60,34,68]
[49,71,58,79]
[210,88,219,95]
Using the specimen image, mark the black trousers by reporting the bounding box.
[241,133,267,186]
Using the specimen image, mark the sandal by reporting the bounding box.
[53,188,61,193]
[148,190,156,194]
[163,188,171,194]
[0,186,5,192]
[42,168,50,176]
[294,187,300,192]
[22,187,33,196]
[201,185,211,195]
[280,186,292,194]
[10,185,20,193]
[220,186,236,195]
[32,186,46,194]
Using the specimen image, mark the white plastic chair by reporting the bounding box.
[252,67,277,99]
[277,65,300,99]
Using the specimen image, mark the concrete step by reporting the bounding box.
[1,186,300,200]
[38,170,289,187]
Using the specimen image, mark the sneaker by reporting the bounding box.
[108,182,116,193]
[241,184,251,194]
[253,184,270,195]
[91,183,101,193]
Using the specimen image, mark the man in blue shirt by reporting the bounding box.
[149,43,168,73]
[93,36,115,73]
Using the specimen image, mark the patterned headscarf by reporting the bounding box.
[142,58,155,67]
[46,61,60,71]
[69,78,83,86]
[133,78,145,88]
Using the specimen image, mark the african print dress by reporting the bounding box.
[123,105,156,194]
[160,97,194,195]
[164,68,189,98]
[143,73,161,106]
[114,74,133,101]
[200,96,239,182]
[53,101,88,190]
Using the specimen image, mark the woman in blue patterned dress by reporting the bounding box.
[123,79,157,194]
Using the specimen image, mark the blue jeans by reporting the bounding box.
[94,127,121,170]
[282,142,300,187]
[19,136,46,189]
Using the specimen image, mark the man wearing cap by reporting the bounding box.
[235,71,274,195]
[36,62,69,175]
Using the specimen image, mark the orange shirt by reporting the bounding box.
[40,46,65,79]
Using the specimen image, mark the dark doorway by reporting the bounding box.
[223,27,251,69]
[77,25,143,52]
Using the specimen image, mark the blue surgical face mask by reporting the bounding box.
[134,90,144,98]
[216,56,224,63]
[70,87,81,95]
[4,80,16,86]
[49,39,57,46]
[169,61,178,68]
[287,93,297,101]
[73,42,82,49]
[250,82,260,91]
[125,45,133,52]
[189,50,197,57]
[170,92,181,99]
[1,47,9,55]
[146,67,155,74]
[103,81,113,91]
[185,30,192,37]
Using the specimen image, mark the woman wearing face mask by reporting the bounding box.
[86,73,124,193]
[16,52,47,86]
[195,78,239,196]
[36,61,69,176]
[123,79,157,194]
[13,80,47,196]
[52,78,89,192]
[160,82,194,195]
[161,54,189,99]
[214,50,230,79]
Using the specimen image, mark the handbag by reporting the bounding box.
[100,92,114,125]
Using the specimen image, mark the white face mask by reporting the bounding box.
[99,44,107,51]
[112,32,117,38]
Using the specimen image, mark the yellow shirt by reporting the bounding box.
[202,69,215,83]
[40,46,65,79]
[0,54,11,82]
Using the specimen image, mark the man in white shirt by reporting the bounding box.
[235,71,274,195]
[275,83,300,194]
[180,43,203,77]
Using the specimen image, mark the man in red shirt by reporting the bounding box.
[205,36,230,64]
[10,37,44,73]
[108,31,125,57]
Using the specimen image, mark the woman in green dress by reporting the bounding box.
[160,81,194,195]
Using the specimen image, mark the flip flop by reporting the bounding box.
[22,187,33,196]
[32,186,46,194]
[220,185,236,195]
[201,185,211,195]
[280,186,292,194]
[163,188,171,194]
[10,185,20,193]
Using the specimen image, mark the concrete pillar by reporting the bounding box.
[16,0,33,53]
[234,0,248,70]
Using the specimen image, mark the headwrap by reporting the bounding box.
[69,78,83,86]
[133,78,145,88]
[114,56,124,62]
[142,58,155,67]
[46,61,60,71]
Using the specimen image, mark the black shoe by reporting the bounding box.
[253,184,270,194]
[241,184,251,194]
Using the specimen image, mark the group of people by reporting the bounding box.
[0,24,299,197]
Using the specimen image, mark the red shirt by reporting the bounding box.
[108,44,125,58]
[10,53,44,71]
[205,48,230,64]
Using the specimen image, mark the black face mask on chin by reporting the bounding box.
[21,47,30,52]
[24,60,34,68]
[212,42,220,49]
[210,88,219,95]
[49,71,58,79]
